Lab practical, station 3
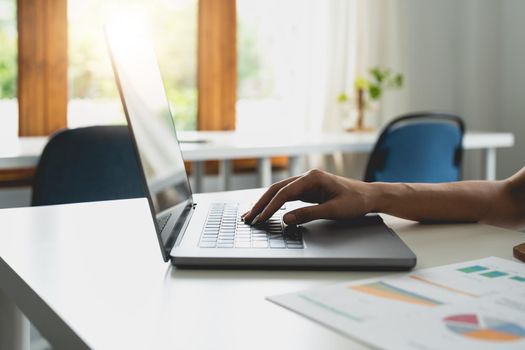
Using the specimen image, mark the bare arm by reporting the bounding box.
[243,167,525,230]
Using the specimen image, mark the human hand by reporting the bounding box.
[242,169,376,225]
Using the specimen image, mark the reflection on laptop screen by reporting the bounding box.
[105,24,193,229]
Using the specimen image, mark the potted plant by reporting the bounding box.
[338,67,404,131]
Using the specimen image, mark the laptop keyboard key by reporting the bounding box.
[217,243,234,248]
[286,244,303,249]
[252,241,268,248]
[219,231,235,236]
[270,240,286,248]
[235,241,251,248]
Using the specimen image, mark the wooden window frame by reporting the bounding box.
[0,0,67,186]
[18,0,68,137]
[197,0,236,132]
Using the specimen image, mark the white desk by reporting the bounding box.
[0,191,524,349]
[0,131,514,191]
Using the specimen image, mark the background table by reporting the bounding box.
[0,131,515,192]
[0,191,524,349]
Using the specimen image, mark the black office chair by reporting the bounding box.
[364,112,465,183]
[31,125,146,206]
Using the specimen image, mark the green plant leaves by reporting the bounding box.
[368,84,381,100]
[337,92,349,103]
[338,67,403,104]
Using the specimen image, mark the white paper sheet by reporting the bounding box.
[268,257,525,350]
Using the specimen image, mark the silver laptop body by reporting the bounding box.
[105,24,416,270]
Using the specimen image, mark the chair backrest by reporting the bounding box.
[364,112,465,183]
[31,125,146,206]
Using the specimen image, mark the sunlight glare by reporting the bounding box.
[105,9,149,44]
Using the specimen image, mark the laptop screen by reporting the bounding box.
[106,23,193,258]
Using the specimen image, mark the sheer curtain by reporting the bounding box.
[307,0,408,178]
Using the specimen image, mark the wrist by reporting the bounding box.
[364,182,402,214]
[363,182,382,213]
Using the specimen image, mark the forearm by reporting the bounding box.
[367,179,524,229]
[246,167,525,227]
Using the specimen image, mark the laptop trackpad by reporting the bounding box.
[298,215,413,259]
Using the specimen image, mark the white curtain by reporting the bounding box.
[304,0,408,178]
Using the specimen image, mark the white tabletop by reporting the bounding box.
[0,190,524,349]
[177,130,515,160]
[0,131,514,169]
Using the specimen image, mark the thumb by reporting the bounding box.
[283,203,332,225]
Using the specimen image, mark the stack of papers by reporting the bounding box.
[268,257,525,350]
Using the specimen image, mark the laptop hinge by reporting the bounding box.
[164,203,195,258]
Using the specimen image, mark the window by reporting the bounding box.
[0,0,17,141]
[236,0,327,134]
[68,0,198,130]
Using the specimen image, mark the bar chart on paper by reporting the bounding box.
[409,257,525,298]
[350,281,443,307]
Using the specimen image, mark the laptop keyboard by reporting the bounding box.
[199,203,304,249]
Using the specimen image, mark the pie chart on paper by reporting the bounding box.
[444,314,525,342]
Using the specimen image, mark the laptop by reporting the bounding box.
[105,24,417,269]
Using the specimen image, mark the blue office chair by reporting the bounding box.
[31,125,146,206]
[364,112,465,183]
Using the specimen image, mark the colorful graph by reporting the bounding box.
[457,264,525,282]
[481,271,509,278]
[511,276,525,282]
[457,265,489,273]
[444,314,525,342]
[350,281,442,307]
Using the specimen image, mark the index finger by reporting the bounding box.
[253,174,315,224]
[243,176,299,223]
